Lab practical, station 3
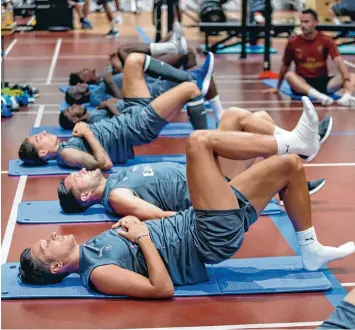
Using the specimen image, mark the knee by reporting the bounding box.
[125,53,145,68]
[284,71,294,81]
[221,107,251,124]
[279,154,304,175]
[182,81,201,98]
[186,130,211,155]
[252,110,274,123]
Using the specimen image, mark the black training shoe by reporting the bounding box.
[279,178,326,206]
[299,116,333,163]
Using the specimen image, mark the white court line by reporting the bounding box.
[46,38,62,85]
[1,171,9,174]
[1,105,45,264]
[344,60,355,69]
[7,55,108,61]
[4,39,18,58]
[341,282,355,287]
[127,322,323,330]
[1,176,28,264]
[304,163,355,167]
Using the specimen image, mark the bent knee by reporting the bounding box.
[279,154,303,174]
[186,130,211,154]
[221,107,252,123]
[284,71,296,81]
[252,110,274,123]
[125,53,145,67]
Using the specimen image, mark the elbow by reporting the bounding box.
[159,284,175,299]
[100,160,113,171]
[156,284,174,299]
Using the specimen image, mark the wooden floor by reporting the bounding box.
[1,11,355,329]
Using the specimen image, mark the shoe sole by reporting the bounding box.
[201,53,214,97]
[279,180,326,206]
[320,116,333,146]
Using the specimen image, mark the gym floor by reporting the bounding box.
[1,10,355,330]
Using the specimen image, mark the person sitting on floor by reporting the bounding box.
[57,108,331,217]
[18,52,215,170]
[18,97,355,298]
[264,8,355,107]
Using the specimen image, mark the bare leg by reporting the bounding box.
[103,3,115,22]
[285,72,334,106]
[83,0,89,18]
[113,0,120,11]
[186,129,355,271]
[150,82,201,121]
[285,71,314,95]
[122,53,151,98]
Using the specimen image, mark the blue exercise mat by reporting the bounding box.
[1,257,331,299]
[16,199,283,224]
[200,44,277,54]
[60,85,98,94]
[59,101,95,112]
[262,79,341,101]
[8,155,187,176]
[29,116,217,139]
[338,44,355,54]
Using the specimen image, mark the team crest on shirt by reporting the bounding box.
[295,48,303,59]
[317,45,323,54]
[104,245,112,251]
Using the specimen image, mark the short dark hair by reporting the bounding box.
[65,89,90,105]
[302,8,318,21]
[18,247,69,285]
[69,72,83,86]
[59,111,75,130]
[18,138,47,166]
[58,179,89,213]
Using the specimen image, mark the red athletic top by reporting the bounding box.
[282,32,340,78]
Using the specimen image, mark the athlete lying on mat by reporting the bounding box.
[60,73,221,130]
[318,287,355,329]
[68,22,190,85]
[18,97,355,298]
[58,108,332,217]
[69,42,197,86]
[264,8,355,107]
[18,52,215,170]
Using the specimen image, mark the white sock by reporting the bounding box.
[150,42,178,55]
[208,95,224,119]
[273,125,289,135]
[274,97,319,156]
[297,226,355,271]
[308,88,334,106]
[336,93,355,107]
[110,20,117,31]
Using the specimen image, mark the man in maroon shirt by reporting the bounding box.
[265,9,355,107]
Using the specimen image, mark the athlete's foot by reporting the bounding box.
[336,93,355,108]
[190,52,215,97]
[299,115,333,162]
[289,97,320,156]
[171,36,188,55]
[301,241,355,271]
[105,29,119,39]
[320,95,334,106]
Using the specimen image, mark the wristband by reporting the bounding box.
[136,234,149,242]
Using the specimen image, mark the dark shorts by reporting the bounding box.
[193,187,258,264]
[291,76,332,96]
[123,98,168,146]
[332,3,355,21]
